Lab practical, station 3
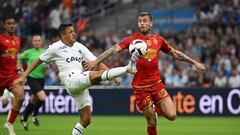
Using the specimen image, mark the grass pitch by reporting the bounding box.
[0,115,239,135]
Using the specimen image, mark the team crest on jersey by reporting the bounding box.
[146,40,151,46]
[79,49,82,54]
[151,38,158,45]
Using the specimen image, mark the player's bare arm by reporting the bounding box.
[13,58,43,86]
[168,48,206,73]
[84,44,122,70]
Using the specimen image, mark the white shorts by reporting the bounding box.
[63,71,92,110]
[74,89,91,110]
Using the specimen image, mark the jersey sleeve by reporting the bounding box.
[39,45,55,63]
[160,37,172,53]
[118,36,132,50]
[79,43,97,61]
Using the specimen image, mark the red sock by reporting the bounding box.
[147,126,157,135]
[8,108,19,124]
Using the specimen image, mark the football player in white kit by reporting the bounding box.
[13,24,136,135]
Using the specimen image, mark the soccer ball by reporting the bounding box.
[129,39,148,57]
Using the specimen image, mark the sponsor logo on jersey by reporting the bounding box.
[144,49,158,59]
[66,57,81,63]
[1,48,18,58]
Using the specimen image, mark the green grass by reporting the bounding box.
[0,115,239,135]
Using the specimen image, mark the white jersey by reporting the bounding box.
[39,40,97,79]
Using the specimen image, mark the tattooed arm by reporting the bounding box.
[168,49,195,64]
[97,45,121,63]
[168,49,206,73]
[83,45,122,70]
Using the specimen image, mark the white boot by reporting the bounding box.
[4,122,16,135]
[126,60,137,74]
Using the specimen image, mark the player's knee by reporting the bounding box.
[16,95,25,103]
[166,112,176,121]
[37,98,45,103]
[38,95,46,102]
[38,91,46,101]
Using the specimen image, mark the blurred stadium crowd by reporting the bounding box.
[0,0,239,88]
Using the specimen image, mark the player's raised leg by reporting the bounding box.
[157,97,176,121]
[89,60,136,85]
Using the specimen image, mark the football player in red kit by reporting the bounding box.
[84,12,205,135]
[0,16,24,135]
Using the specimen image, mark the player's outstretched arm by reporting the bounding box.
[13,58,43,87]
[84,44,122,70]
[168,49,206,73]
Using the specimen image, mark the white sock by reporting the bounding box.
[101,66,127,81]
[72,123,84,135]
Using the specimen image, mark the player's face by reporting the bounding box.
[4,18,16,34]
[137,15,153,35]
[63,26,76,45]
[32,35,42,49]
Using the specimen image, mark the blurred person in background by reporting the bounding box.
[0,15,24,135]
[84,12,206,135]
[228,67,240,88]
[19,34,46,130]
[214,69,227,87]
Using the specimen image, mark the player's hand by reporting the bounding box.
[194,62,206,73]
[112,78,120,86]
[12,77,25,88]
[83,60,100,71]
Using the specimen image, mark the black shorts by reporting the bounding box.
[27,76,45,95]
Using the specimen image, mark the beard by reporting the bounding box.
[139,27,150,35]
